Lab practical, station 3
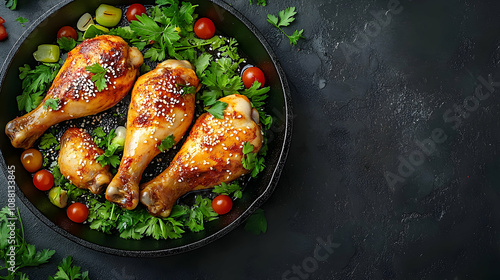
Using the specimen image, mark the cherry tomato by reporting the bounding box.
[21,148,43,173]
[33,169,54,191]
[194,17,215,39]
[67,202,89,223]
[212,195,233,215]
[0,17,7,41]
[126,4,147,22]
[242,67,265,89]
[57,26,77,40]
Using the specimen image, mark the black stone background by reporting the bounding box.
[2,0,500,279]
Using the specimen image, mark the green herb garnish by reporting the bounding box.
[0,207,56,278]
[16,17,28,27]
[39,132,59,150]
[206,100,228,119]
[92,128,122,168]
[43,98,59,111]
[242,142,265,177]
[158,134,176,152]
[213,181,243,199]
[244,208,267,234]
[5,0,17,10]
[85,63,107,92]
[249,0,267,6]
[267,7,305,45]
[17,63,61,112]
[48,256,90,280]
[57,37,77,52]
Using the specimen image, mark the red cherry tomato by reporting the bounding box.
[242,66,265,88]
[67,202,89,223]
[33,170,54,191]
[212,195,233,215]
[21,148,43,173]
[194,17,215,39]
[57,26,77,40]
[126,4,147,22]
[0,17,7,41]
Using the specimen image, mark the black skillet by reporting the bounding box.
[0,0,292,257]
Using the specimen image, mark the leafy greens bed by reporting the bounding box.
[16,0,272,241]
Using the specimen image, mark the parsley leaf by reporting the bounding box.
[213,182,243,199]
[249,0,267,6]
[0,207,56,278]
[241,81,270,110]
[206,100,228,119]
[267,7,305,45]
[85,63,107,91]
[199,58,243,106]
[87,199,120,234]
[17,63,61,112]
[57,37,77,52]
[289,29,305,45]
[5,0,17,10]
[108,26,135,41]
[16,91,43,112]
[92,127,107,142]
[130,13,181,62]
[193,53,212,77]
[158,134,176,152]
[218,38,240,61]
[244,208,267,234]
[185,196,218,232]
[92,128,123,169]
[16,17,28,27]
[242,142,265,177]
[43,98,59,110]
[48,256,90,280]
[51,165,66,187]
[39,132,59,150]
[96,148,121,168]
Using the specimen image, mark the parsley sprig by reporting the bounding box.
[158,134,176,152]
[213,181,243,199]
[17,63,61,112]
[0,207,55,278]
[92,127,122,169]
[16,17,28,27]
[39,131,60,150]
[85,63,108,92]
[5,0,17,10]
[244,208,267,234]
[87,195,218,240]
[57,37,77,52]
[242,142,265,177]
[48,256,90,280]
[1,207,91,279]
[249,0,267,6]
[43,98,60,111]
[267,7,305,45]
[52,165,87,200]
[205,100,228,119]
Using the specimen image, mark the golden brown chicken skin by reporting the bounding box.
[5,35,143,149]
[140,94,263,217]
[58,128,112,194]
[105,59,200,210]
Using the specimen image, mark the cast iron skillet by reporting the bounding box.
[0,0,292,257]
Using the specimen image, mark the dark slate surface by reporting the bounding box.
[2,0,500,279]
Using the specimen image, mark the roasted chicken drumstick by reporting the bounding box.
[5,35,143,149]
[58,128,112,194]
[105,59,200,210]
[140,94,263,217]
